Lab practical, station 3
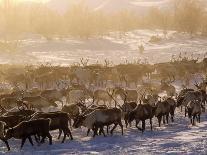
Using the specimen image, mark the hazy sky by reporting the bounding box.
[0,0,49,3]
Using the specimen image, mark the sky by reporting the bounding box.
[0,0,205,14]
[0,0,49,4]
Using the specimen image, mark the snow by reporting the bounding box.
[1,29,207,66]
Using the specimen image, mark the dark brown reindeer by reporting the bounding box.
[0,118,52,151]
[30,111,73,143]
[106,89,138,128]
[154,98,172,127]
[118,91,137,128]
[127,100,156,133]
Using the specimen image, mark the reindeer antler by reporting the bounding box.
[106,88,123,110]
[138,89,146,101]
[0,104,7,114]
[122,91,128,104]
[80,58,89,67]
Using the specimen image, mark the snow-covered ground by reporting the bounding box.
[0,107,206,155]
[1,29,207,66]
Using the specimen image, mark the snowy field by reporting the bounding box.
[1,29,207,65]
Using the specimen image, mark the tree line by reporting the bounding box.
[0,0,206,40]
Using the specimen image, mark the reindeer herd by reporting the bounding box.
[0,57,206,151]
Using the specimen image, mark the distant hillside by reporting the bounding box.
[19,0,207,14]
[45,0,172,14]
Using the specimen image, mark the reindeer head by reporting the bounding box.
[73,114,86,128]
[127,110,136,124]
[48,100,58,107]
[5,127,14,140]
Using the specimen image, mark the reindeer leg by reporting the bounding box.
[170,107,175,122]
[150,118,153,131]
[142,120,145,133]
[163,115,166,124]
[110,123,118,136]
[20,137,27,149]
[158,116,162,127]
[192,115,196,126]
[62,130,67,143]
[40,136,46,144]
[118,120,124,135]
[28,136,34,146]
[34,135,40,144]
[125,118,128,128]
[93,126,98,137]
[98,128,102,135]
[171,114,174,122]
[62,128,73,143]
[67,128,73,140]
[136,120,142,130]
[166,114,169,124]
[185,107,187,117]
[87,129,90,136]
[46,133,52,145]
[107,126,109,134]
[100,126,106,137]
[198,114,201,123]
[58,129,62,139]
[2,139,10,151]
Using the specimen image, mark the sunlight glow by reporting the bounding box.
[0,0,50,4]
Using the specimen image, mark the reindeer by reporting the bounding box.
[194,80,207,105]
[0,97,19,109]
[106,89,137,128]
[61,104,80,120]
[187,100,203,125]
[77,103,109,136]
[66,89,90,105]
[21,96,58,111]
[160,78,176,97]
[0,121,10,151]
[127,101,156,132]
[165,97,177,122]
[73,108,123,137]
[0,115,26,129]
[93,89,113,107]
[0,118,52,151]
[177,88,205,116]
[1,103,35,117]
[154,99,172,127]
[40,87,67,108]
[73,64,95,85]
[114,87,138,102]
[30,111,73,143]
